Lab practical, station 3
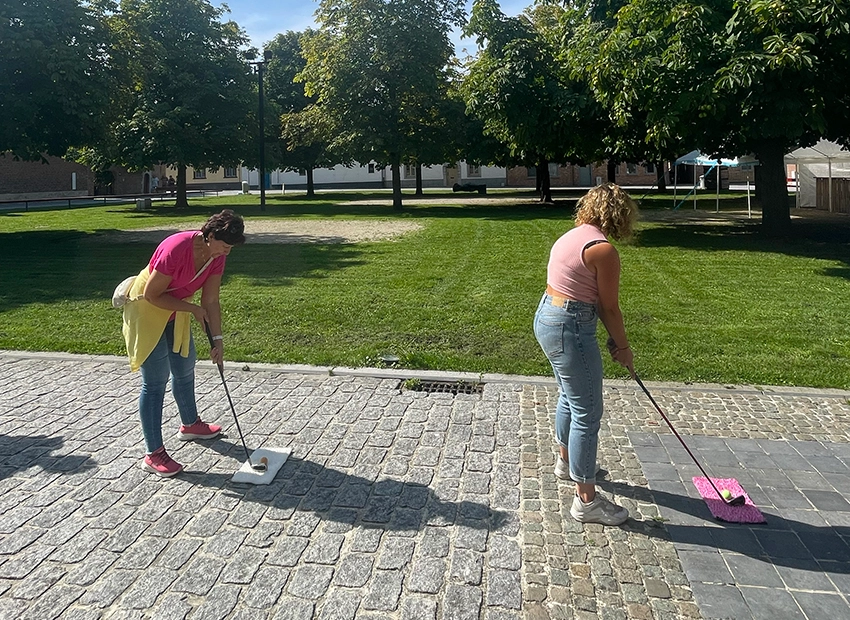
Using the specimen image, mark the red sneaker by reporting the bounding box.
[141,447,183,477]
[177,418,222,441]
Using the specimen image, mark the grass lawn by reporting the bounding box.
[2,189,849,389]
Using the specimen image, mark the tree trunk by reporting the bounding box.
[756,140,791,237]
[391,159,402,210]
[175,164,189,208]
[607,160,617,183]
[753,163,763,205]
[538,159,552,203]
[306,167,315,197]
[415,163,423,196]
[656,161,667,192]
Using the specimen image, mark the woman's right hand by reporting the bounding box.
[191,305,208,325]
[612,346,634,374]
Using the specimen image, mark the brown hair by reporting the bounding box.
[574,183,638,241]
[201,209,245,245]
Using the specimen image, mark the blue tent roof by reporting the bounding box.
[674,150,758,167]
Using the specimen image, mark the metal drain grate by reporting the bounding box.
[399,379,484,396]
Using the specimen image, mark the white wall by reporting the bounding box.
[243,160,507,187]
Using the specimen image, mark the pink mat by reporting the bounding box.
[692,477,766,523]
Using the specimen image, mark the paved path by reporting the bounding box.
[1,351,849,620]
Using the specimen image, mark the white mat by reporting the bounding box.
[231,446,291,485]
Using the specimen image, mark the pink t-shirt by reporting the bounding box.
[149,231,226,299]
[546,224,608,303]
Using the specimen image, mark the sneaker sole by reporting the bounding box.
[141,461,183,478]
[177,430,221,441]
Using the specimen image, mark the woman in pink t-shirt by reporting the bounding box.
[137,210,245,477]
[533,184,637,525]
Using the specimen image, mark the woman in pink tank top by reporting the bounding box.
[533,184,638,525]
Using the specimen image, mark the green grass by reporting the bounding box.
[2,190,849,389]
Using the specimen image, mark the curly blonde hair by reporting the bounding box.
[574,183,638,241]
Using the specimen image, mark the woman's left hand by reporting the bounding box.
[211,341,224,366]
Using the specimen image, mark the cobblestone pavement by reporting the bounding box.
[1,351,849,620]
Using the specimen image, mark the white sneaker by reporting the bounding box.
[554,455,602,480]
[570,493,629,525]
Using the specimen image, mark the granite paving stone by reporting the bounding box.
[2,352,850,619]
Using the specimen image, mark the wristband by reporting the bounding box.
[212,335,223,341]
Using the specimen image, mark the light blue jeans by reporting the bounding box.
[533,293,604,484]
[139,321,199,453]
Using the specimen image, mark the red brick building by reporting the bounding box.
[0,153,94,199]
[0,153,149,199]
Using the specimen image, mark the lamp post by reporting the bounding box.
[249,49,272,211]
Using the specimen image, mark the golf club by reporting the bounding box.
[631,369,745,506]
[204,321,266,472]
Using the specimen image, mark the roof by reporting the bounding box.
[674,150,758,167]
[785,139,850,163]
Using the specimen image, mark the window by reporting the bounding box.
[644,162,655,174]
[548,163,559,178]
[626,163,637,175]
[404,164,416,178]
[193,169,206,179]
[526,167,536,178]
[368,163,375,173]
[467,163,481,177]
[223,166,237,178]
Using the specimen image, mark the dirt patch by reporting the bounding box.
[107,219,424,244]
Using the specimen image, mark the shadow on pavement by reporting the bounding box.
[0,434,98,479]
[174,436,513,535]
[602,480,850,574]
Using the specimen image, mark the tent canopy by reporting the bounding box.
[675,150,758,167]
[785,139,850,210]
[785,139,850,163]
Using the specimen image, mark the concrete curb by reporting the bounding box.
[2,349,848,399]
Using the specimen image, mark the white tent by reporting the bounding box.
[672,151,759,213]
[784,140,850,211]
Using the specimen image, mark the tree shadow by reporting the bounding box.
[88,193,581,222]
[0,229,368,313]
[172,436,513,534]
[634,212,850,271]
[0,434,97,480]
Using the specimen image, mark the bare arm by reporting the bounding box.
[200,273,224,365]
[144,269,207,325]
[585,242,633,371]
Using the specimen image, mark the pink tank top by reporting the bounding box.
[546,224,608,303]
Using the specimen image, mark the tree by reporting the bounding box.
[0,0,111,160]
[108,0,254,207]
[571,0,850,236]
[301,0,466,210]
[265,30,338,197]
[463,0,609,202]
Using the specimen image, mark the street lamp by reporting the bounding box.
[249,49,272,211]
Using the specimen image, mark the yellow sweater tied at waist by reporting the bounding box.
[122,266,192,372]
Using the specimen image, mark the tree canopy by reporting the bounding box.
[265,30,338,197]
[569,0,850,235]
[108,0,255,205]
[0,0,111,160]
[301,0,466,209]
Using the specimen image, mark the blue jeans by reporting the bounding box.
[139,321,199,453]
[533,294,603,484]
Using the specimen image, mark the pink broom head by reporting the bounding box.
[692,477,766,524]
